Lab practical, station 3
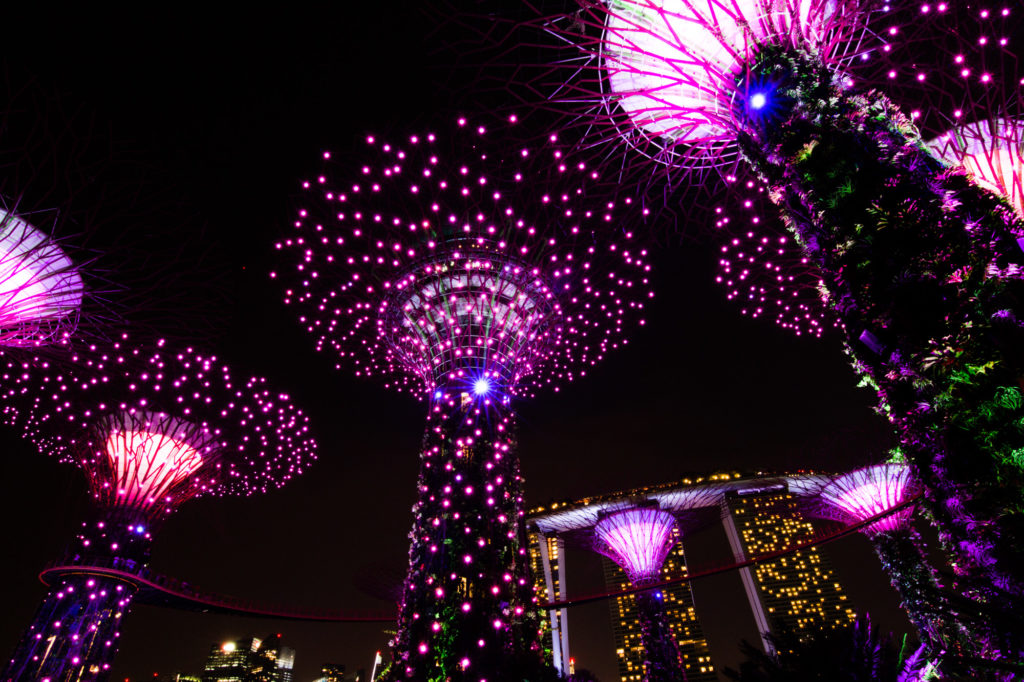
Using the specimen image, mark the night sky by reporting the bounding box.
[0,4,935,681]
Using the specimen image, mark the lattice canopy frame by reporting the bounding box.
[817,463,920,536]
[594,505,679,584]
[0,207,83,347]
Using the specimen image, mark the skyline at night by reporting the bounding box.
[0,2,995,680]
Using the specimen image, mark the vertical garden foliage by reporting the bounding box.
[737,45,1024,642]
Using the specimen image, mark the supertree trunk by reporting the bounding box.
[385,390,552,682]
[635,588,686,682]
[736,45,1024,641]
[872,529,968,658]
[875,527,1024,678]
[3,511,150,682]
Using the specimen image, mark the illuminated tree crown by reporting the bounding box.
[818,464,919,535]
[276,115,654,398]
[7,337,317,519]
[594,506,679,583]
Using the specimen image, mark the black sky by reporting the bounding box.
[0,4,922,681]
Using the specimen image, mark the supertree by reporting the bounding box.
[814,464,1024,678]
[519,0,1024,621]
[1,338,317,681]
[811,465,975,663]
[593,505,686,682]
[274,115,652,681]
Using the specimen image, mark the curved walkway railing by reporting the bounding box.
[39,495,919,621]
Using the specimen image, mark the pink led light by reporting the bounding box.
[819,464,919,535]
[714,176,840,338]
[594,506,678,584]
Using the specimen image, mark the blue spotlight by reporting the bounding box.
[473,377,491,396]
[750,92,768,110]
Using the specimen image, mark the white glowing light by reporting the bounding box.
[594,506,678,583]
[603,0,845,143]
[0,209,83,345]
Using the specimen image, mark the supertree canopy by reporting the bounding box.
[597,0,864,158]
[275,115,652,681]
[594,506,686,682]
[531,0,1024,639]
[817,463,918,536]
[813,463,1019,674]
[1,338,317,681]
[0,206,83,347]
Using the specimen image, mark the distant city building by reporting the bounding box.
[527,533,570,674]
[722,487,855,650]
[314,663,365,681]
[528,471,856,680]
[202,634,295,682]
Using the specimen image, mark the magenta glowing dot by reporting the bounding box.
[594,506,678,584]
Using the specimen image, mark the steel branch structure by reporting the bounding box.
[816,463,918,536]
[1,338,317,681]
[0,207,83,347]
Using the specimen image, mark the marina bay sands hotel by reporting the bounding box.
[526,471,856,681]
